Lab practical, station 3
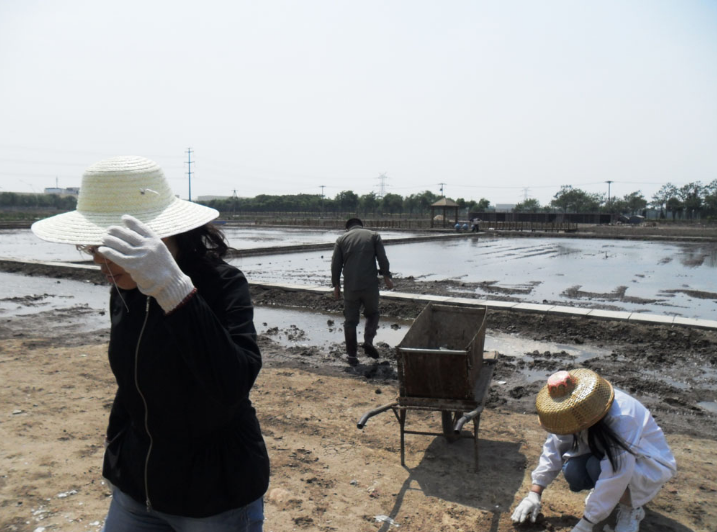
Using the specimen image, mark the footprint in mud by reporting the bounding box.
[509,386,531,399]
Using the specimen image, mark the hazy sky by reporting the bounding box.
[1,0,716,206]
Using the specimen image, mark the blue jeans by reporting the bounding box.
[102,487,264,532]
[563,453,602,492]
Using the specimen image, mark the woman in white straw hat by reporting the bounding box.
[511,369,676,532]
[32,156,270,531]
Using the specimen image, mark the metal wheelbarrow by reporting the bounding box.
[357,303,497,472]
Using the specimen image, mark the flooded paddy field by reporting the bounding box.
[235,236,717,320]
[5,227,716,320]
[0,227,419,262]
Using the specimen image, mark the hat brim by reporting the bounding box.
[31,198,219,245]
[536,369,615,435]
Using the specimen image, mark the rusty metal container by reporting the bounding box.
[396,303,487,407]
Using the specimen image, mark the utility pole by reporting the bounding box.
[186,148,194,201]
[606,180,613,208]
[231,189,238,219]
[522,187,530,201]
[320,185,325,218]
[439,182,446,198]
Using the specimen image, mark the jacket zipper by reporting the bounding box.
[135,296,154,511]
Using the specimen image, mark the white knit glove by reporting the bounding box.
[511,491,541,524]
[571,518,594,532]
[99,215,194,313]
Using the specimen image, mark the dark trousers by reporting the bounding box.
[343,284,380,354]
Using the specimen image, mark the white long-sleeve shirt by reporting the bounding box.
[531,389,677,524]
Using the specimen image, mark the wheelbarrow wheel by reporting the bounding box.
[441,411,461,443]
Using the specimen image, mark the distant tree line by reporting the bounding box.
[514,180,717,220]
[0,192,77,210]
[5,181,716,221]
[201,190,491,216]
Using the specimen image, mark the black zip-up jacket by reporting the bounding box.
[102,257,270,518]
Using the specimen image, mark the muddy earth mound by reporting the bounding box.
[250,285,717,441]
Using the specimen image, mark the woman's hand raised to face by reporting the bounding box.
[99,215,194,313]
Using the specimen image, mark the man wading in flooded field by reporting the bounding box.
[331,218,393,367]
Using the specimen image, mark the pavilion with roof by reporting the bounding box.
[430,198,459,228]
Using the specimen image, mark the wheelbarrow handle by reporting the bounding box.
[357,402,399,429]
[454,406,484,433]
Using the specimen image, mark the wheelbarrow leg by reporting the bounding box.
[441,411,461,443]
[399,408,407,467]
[473,413,482,473]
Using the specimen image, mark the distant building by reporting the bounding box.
[494,204,515,212]
[197,195,232,201]
[44,187,79,196]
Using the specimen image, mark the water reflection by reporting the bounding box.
[0,227,419,262]
[233,237,717,319]
[3,229,717,319]
[678,244,717,268]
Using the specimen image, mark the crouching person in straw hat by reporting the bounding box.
[32,156,270,531]
[511,369,676,532]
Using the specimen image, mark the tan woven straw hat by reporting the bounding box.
[31,156,219,245]
[535,369,614,435]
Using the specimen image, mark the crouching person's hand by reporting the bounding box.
[511,491,541,524]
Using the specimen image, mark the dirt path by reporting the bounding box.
[1,333,715,532]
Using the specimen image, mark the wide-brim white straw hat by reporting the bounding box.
[32,156,219,245]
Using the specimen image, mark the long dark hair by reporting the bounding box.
[174,223,235,263]
[573,416,634,472]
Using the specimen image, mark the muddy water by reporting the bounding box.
[0,230,89,262]
[3,229,717,317]
[234,236,717,319]
[3,270,715,413]
[221,226,418,248]
[0,271,109,330]
[0,270,606,383]
[699,401,717,413]
[254,306,610,384]
[0,228,417,262]
[255,306,607,365]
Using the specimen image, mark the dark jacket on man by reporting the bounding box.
[331,226,391,291]
[102,258,270,518]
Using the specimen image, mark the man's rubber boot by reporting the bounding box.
[345,327,359,366]
[362,313,380,359]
